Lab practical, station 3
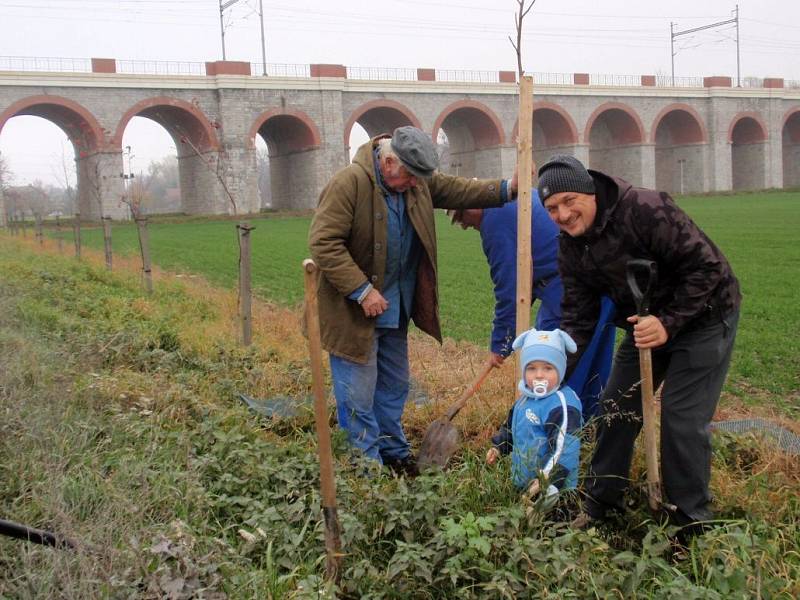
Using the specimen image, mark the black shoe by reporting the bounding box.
[383,455,419,478]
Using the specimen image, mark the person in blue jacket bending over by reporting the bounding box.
[448,194,561,367]
[486,328,582,498]
[448,195,615,417]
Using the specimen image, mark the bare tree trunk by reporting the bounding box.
[237,222,254,346]
[102,216,112,270]
[135,217,153,295]
[73,213,82,259]
[20,214,27,238]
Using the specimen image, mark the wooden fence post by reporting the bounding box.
[135,216,153,294]
[56,216,63,253]
[34,214,43,246]
[73,213,82,259]
[102,216,112,270]
[237,222,255,346]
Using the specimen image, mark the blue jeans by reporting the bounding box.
[329,325,411,463]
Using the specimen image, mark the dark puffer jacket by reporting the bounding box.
[559,170,741,370]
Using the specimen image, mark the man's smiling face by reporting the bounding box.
[543,191,597,237]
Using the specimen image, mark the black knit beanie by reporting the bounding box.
[537,154,595,203]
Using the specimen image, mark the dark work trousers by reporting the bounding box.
[583,309,739,525]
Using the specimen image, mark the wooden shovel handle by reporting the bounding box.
[302,259,342,580]
[445,359,495,421]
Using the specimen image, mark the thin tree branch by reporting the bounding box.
[509,0,537,79]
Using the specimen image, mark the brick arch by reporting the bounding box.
[112,96,220,152]
[781,107,800,143]
[728,112,768,144]
[248,108,322,154]
[584,102,645,145]
[650,103,708,144]
[344,99,421,147]
[431,100,504,149]
[0,95,105,155]
[512,101,579,146]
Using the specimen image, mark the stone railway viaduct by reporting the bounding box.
[1,59,799,220]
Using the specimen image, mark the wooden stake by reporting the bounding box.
[34,214,43,246]
[302,259,343,582]
[56,216,63,253]
[515,75,534,337]
[237,222,254,346]
[102,216,112,270]
[135,217,153,295]
[73,213,82,259]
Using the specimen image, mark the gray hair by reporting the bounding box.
[377,138,397,160]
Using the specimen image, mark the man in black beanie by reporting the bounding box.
[537,154,741,535]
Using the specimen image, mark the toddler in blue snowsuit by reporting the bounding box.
[486,328,582,498]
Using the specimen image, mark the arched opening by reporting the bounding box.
[730,115,767,191]
[586,104,646,185]
[115,98,222,214]
[652,106,707,194]
[344,100,420,164]
[0,95,112,219]
[347,123,370,163]
[252,110,321,210]
[120,117,180,216]
[782,109,800,188]
[530,104,579,168]
[0,116,77,223]
[432,101,504,178]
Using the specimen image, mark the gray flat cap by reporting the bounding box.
[390,126,439,178]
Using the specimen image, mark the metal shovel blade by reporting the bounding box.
[417,417,461,471]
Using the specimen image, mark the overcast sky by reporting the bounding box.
[2,0,799,186]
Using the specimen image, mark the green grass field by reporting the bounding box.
[1,235,799,598]
[68,191,800,406]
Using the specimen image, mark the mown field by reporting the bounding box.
[70,191,800,408]
[1,191,797,598]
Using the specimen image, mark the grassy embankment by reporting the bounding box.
[0,190,797,597]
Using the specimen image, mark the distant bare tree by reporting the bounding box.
[0,152,10,225]
[52,146,77,215]
[256,145,271,209]
[0,151,10,191]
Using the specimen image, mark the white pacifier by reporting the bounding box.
[531,379,550,398]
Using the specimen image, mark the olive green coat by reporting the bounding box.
[308,136,507,363]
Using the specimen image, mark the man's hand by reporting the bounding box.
[489,352,505,368]
[509,161,536,199]
[626,314,668,348]
[361,289,388,318]
[526,478,541,499]
[486,447,500,465]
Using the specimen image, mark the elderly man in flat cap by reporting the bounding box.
[309,126,521,476]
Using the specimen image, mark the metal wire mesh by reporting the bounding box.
[712,418,800,455]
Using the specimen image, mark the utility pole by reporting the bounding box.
[120,146,134,219]
[259,0,267,76]
[670,22,675,86]
[670,7,740,87]
[219,0,268,73]
[735,5,741,87]
[219,1,227,60]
